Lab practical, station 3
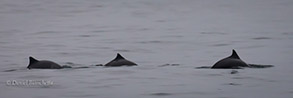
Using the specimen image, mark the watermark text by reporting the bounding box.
[6,80,53,87]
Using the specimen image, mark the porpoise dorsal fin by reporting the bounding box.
[114,53,125,60]
[29,56,39,65]
[230,49,240,59]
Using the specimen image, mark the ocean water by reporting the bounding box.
[0,0,293,98]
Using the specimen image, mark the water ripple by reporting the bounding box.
[251,37,272,40]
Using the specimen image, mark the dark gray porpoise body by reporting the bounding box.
[104,53,137,67]
[211,50,249,69]
[27,57,62,69]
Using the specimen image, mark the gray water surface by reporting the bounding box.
[1,0,293,98]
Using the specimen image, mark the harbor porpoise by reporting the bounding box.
[104,53,137,67]
[211,49,249,69]
[27,56,62,69]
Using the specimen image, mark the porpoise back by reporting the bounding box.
[104,53,137,67]
[211,50,249,69]
[27,56,62,69]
